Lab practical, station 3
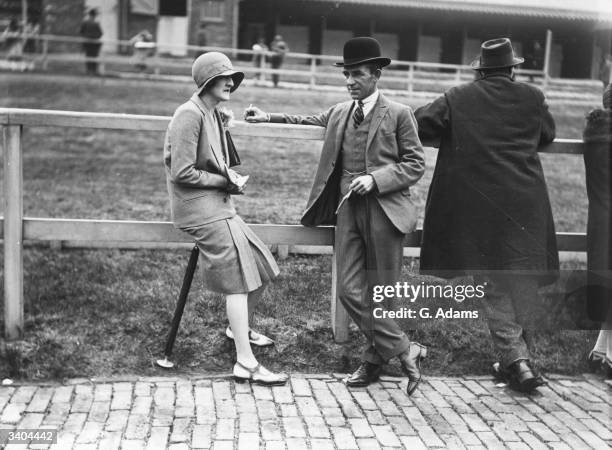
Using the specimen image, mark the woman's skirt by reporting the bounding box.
[182,215,280,294]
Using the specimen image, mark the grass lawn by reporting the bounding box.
[0,72,600,380]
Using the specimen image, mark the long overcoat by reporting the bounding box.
[414,73,559,284]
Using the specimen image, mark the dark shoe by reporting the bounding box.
[345,362,382,387]
[587,351,605,373]
[504,360,546,393]
[398,343,427,396]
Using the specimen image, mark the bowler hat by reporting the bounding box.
[192,52,244,94]
[470,38,524,70]
[333,37,391,68]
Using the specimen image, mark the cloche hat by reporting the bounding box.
[333,37,391,68]
[471,38,524,70]
[192,52,244,94]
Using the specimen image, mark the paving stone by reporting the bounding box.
[195,387,215,424]
[212,381,232,400]
[580,418,612,440]
[121,440,145,450]
[252,385,274,400]
[386,415,415,436]
[125,413,150,440]
[576,430,612,449]
[191,424,212,449]
[475,431,506,450]
[290,378,312,397]
[349,418,375,438]
[26,388,54,413]
[88,401,110,423]
[517,432,549,450]
[304,415,330,438]
[280,404,298,417]
[51,386,74,403]
[147,426,170,450]
[214,418,234,440]
[455,430,482,446]
[440,433,468,449]
[216,398,237,419]
[134,382,152,397]
[1,402,26,423]
[437,407,468,431]
[399,435,428,450]
[265,442,286,450]
[62,412,87,433]
[43,402,70,426]
[272,385,294,404]
[490,420,520,442]
[321,407,346,426]
[526,420,561,442]
[17,411,44,428]
[415,425,446,448]
[211,441,233,450]
[283,416,306,437]
[10,386,38,404]
[256,399,277,420]
[295,396,321,416]
[98,430,122,450]
[110,383,133,410]
[331,426,359,449]
[238,412,259,433]
[238,432,260,450]
[76,421,104,443]
[261,419,282,441]
[105,410,129,432]
[356,437,381,450]
[285,438,308,450]
[364,410,387,425]
[371,424,401,447]
[309,438,335,450]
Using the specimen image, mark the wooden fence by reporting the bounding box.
[0,108,586,342]
[2,34,549,92]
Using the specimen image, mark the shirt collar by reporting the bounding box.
[356,89,379,107]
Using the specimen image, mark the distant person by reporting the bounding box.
[599,54,612,88]
[2,17,23,63]
[79,8,103,75]
[269,35,288,87]
[583,84,612,377]
[251,37,268,68]
[130,30,155,73]
[415,38,558,393]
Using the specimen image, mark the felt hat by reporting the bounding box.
[471,38,524,70]
[192,52,244,94]
[333,37,391,68]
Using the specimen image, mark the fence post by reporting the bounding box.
[259,53,265,83]
[407,64,414,95]
[309,57,317,88]
[3,125,24,339]
[42,36,49,71]
[331,244,349,342]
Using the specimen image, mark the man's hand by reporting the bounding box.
[243,105,269,123]
[349,175,376,195]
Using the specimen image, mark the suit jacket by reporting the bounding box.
[270,93,425,234]
[415,73,559,284]
[164,93,235,228]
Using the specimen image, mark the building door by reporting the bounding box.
[157,0,188,56]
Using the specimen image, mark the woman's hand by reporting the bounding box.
[226,168,248,195]
[244,105,269,123]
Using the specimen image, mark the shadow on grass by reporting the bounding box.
[0,247,597,380]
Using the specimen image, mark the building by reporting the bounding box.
[3,0,611,79]
[238,0,612,79]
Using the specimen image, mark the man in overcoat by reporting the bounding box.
[414,38,558,393]
[245,37,427,395]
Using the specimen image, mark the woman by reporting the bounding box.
[584,84,612,376]
[163,52,287,385]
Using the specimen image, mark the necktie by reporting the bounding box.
[353,100,364,128]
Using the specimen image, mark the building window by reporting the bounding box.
[159,0,187,16]
[201,0,225,23]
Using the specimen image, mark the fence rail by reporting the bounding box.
[2,34,553,93]
[0,108,587,343]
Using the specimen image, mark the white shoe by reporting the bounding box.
[233,361,288,386]
[225,327,274,347]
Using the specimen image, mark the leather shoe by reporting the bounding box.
[233,362,288,386]
[345,362,382,387]
[398,343,427,396]
[501,359,546,393]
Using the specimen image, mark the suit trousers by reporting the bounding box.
[475,273,538,368]
[335,193,411,365]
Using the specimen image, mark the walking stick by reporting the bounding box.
[156,245,200,369]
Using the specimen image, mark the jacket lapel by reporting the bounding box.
[189,94,227,172]
[365,94,389,153]
[333,101,354,153]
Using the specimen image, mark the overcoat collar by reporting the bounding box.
[189,93,228,171]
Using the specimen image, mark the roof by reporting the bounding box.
[302,0,612,22]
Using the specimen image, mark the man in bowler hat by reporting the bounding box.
[245,37,427,395]
[414,38,558,392]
